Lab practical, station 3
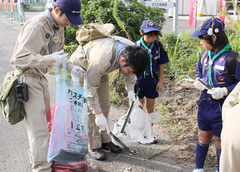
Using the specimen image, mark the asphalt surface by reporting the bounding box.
[0,12,213,172]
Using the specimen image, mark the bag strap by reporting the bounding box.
[200,50,208,67]
[15,67,29,77]
[226,49,238,82]
[111,40,117,65]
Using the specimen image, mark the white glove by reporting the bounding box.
[194,77,207,91]
[71,66,85,78]
[52,50,68,66]
[207,87,228,100]
[128,91,136,106]
[95,113,110,134]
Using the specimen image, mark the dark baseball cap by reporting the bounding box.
[56,0,84,25]
[141,20,160,33]
[190,17,225,37]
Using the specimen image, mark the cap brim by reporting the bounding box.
[190,30,206,37]
[66,13,84,25]
[143,27,160,33]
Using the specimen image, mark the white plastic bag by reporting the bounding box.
[112,100,155,147]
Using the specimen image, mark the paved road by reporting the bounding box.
[0,12,213,172]
[0,15,31,172]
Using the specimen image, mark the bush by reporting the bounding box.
[64,0,165,45]
[109,71,129,106]
[21,2,30,9]
[225,7,240,53]
[161,32,202,80]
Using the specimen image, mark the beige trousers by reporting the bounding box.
[88,75,111,150]
[23,75,52,172]
[220,103,240,172]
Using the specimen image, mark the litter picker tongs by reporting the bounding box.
[120,88,140,133]
[110,131,135,155]
[109,88,140,155]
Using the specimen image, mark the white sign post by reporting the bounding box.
[142,0,179,34]
[144,1,175,8]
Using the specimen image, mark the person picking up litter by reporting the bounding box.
[70,31,150,160]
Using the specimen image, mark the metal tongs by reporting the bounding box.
[110,131,135,155]
[185,75,211,90]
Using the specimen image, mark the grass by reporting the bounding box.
[24,6,45,12]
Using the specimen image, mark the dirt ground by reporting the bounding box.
[154,77,218,170]
[86,77,219,172]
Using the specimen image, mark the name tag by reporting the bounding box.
[215,65,224,71]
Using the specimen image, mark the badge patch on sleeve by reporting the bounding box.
[220,57,225,63]
[45,33,50,39]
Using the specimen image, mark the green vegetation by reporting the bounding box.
[160,32,202,80]
[64,0,165,45]
[225,7,240,53]
[24,7,43,12]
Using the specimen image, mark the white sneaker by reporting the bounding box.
[192,169,203,172]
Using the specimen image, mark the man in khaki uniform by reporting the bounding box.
[70,34,150,160]
[220,81,240,172]
[10,0,84,171]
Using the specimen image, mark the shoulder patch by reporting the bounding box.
[45,33,50,39]
[237,55,240,62]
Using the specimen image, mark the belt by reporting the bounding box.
[24,73,43,78]
[145,72,158,76]
[205,94,225,102]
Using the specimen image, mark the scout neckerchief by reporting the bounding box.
[140,37,154,77]
[208,43,231,88]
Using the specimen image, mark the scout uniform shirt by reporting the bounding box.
[196,48,240,94]
[70,36,136,115]
[10,9,74,75]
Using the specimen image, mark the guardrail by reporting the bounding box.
[0,3,25,25]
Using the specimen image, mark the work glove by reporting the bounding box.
[194,77,207,91]
[95,113,110,134]
[52,50,68,66]
[207,87,228,100]
[128,91,136,106]
[71,66,85,78]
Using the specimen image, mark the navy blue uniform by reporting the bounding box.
[196,48,240,137]
[135,39,169,99]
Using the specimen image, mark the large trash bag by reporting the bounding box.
[47,57,88,171]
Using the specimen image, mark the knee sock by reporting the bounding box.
[196,141,209,169]
[216,148,221,171]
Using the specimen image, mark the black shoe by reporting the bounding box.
[102,142,122,153]
[150,138,158,144]
[89,148,106,160]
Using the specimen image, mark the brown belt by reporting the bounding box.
[24,73,43,78]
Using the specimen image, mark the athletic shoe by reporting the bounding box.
[192,169,204,172]
[89,148,106,160]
